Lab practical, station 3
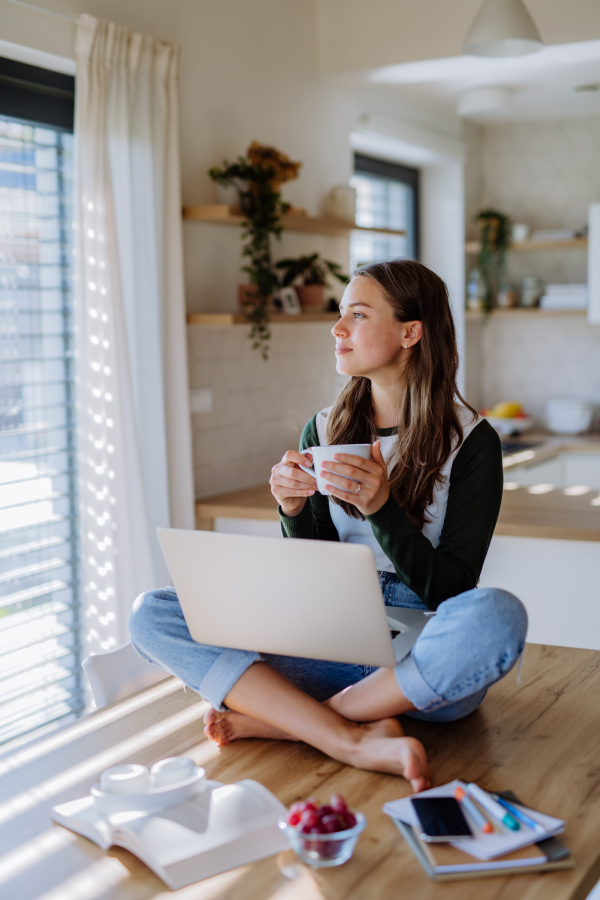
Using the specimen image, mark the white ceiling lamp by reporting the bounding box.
[457,87,513,116]
[463,0,543,57]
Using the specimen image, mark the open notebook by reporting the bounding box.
[52,779,288,889]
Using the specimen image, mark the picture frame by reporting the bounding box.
[274,286,302,315]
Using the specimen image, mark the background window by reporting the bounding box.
[350,153,419,272]
[0,57,79,749]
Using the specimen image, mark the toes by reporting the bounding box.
[203,710,231,746]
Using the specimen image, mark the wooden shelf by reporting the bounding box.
[465,237,588,253]
[187,311,339,326]
[182,204,405,238]
[466,307,587,321]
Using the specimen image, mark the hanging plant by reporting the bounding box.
[209,142,301,359]
[476,208,511,314]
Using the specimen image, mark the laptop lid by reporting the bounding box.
[157,528,397,668]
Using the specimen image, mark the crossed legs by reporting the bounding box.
[203,660,431,792]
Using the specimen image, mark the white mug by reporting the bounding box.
[299,444,372,496]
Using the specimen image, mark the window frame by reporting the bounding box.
[354,152,420,260]
[0,56,79,750]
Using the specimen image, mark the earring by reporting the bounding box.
[403,344,408,349]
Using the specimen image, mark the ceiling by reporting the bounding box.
[365,40,600,121]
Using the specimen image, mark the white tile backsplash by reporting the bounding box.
[188,323,345,498]
[465,115,600,423]
[465,315,600,425]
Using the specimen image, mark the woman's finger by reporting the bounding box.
[332,453,382,474]
[324,474,368,495]
[321,465,378,490]
[273,463,316,485]
[325,483,364,503]
[272,474,316,492]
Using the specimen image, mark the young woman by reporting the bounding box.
[129,259,527,791]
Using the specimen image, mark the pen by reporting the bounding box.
[493,796,546,835]
[455,786,493,833]
[465,783,520,831]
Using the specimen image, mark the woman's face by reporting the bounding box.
[332,276,416,380]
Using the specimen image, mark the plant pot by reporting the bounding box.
[296,284,325,309]
[237,284,273,311]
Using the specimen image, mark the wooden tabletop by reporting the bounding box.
[1,643,599,900]
[195,481,600,542]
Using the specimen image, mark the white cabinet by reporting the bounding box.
[563,453,600,488]
[506,452,600,489]
[505,456,562,486]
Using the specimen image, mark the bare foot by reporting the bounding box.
[203,708,299,746]
[345,718,431,792]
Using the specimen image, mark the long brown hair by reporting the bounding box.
[326,259,476,528]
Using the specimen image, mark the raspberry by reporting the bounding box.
[330,794,348,815]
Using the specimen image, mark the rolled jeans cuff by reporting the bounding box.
[199,647,261,711]
[394,650,445,712]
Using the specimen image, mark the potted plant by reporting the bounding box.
[275,253,349,309]
[476,208,511,313]
[209,142,301,359]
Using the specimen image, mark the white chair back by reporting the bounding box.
[82,641,167,709]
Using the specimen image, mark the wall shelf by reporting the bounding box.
[183,204,406,238]
[187,311,339,326]
[466,307,587,321]
[465,238,588,254]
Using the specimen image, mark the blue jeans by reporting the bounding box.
[128,573,527,723]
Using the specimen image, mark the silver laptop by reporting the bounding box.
[157,528,433,669]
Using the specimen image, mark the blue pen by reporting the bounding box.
[494,796,546,835]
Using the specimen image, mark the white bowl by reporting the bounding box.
[546,399,593,435]
[485,415,532,436]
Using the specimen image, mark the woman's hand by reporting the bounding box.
[321,440,389,516]
[270,450,317,517]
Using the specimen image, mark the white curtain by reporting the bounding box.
[74,14,194,656]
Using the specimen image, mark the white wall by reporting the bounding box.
[464,116,600,418]
[2,0,465,497]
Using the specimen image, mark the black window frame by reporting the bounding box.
[0,55,80,748]
[0,56,74,132]
[354,152,420,260]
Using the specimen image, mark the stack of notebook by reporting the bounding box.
[383,780,573,882]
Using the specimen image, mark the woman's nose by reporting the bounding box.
[332,317,347,338]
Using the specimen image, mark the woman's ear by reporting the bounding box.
[403,320,422,347]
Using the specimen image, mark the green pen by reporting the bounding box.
[465,782,520,831]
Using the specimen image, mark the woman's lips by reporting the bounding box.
[335,345,352,355]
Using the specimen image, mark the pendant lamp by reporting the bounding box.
[463,0,543,57]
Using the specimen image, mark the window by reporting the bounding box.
[0,57,80,749]
[350,153,419,271]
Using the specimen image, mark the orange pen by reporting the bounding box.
[455,785,494,834]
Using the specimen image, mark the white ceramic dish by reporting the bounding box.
[485,415,532,436]
[545,399,593,435]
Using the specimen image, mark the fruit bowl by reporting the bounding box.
[279,812,365,868]
[484,415,532,436]
[279,795,365,868]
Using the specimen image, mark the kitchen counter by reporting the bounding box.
[195,433,600,542]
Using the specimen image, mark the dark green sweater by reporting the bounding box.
[280,417,503,611]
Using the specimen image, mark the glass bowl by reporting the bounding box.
[278,811,366,868]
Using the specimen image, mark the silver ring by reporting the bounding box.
[355,483,361,494]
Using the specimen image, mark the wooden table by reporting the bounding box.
[1,643,599,900]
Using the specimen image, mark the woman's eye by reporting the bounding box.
[353,311,365,319]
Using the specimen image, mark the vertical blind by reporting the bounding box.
[0,58,80,749]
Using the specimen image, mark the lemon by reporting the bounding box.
[489,401,522,418]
